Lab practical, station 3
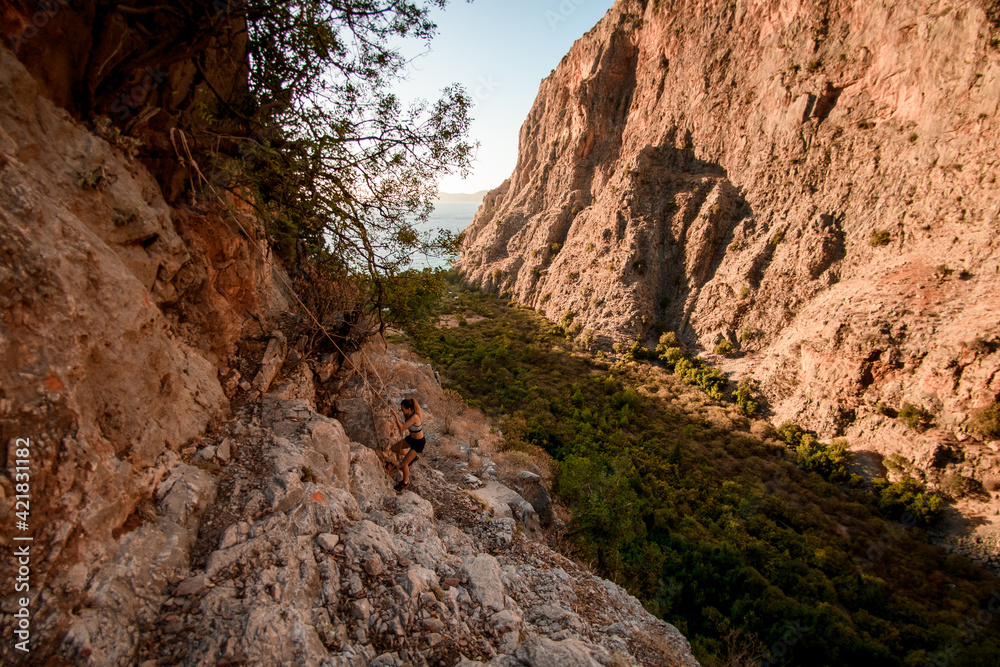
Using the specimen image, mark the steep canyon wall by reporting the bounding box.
[459,0,1000,487]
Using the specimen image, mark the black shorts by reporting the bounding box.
[404,434,425,454]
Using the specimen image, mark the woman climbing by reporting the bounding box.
[389,397,424,492]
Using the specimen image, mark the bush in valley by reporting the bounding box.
[404,285,999,667]
[872,477,944,526]
[713,339,734,356]
[898,402,933,430]
[624,339,655,362]
[674,356,727,400]
[732,380,759,416]
[796,437,852,483]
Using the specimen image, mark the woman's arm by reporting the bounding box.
[400,414,421,431]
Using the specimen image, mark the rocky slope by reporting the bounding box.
[458,0,1000,540]
[0,37,697,666]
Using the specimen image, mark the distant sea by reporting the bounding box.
[409,201,481,270]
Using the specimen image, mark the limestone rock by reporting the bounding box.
[457,0,1000,505]
[468,481,543,540]
[252,331,288,393]
[462,554,506,613]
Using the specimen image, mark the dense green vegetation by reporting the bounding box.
[405,281,1000,667]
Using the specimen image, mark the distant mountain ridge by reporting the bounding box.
[435,190,488,203]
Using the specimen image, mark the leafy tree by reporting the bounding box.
[796,438,852,483]
[733,380,759,415]
[221,0,475,329]
[872,477,944,526]
[557,453,646,574]
[81,0,475,332]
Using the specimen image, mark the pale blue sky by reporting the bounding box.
[393,0,616,194]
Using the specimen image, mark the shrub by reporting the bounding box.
[625,339,654,362]
[898,403,933,430]
[674,357,727,399]
[870,230,892,247]
[872,477,944,526]
[969,403,1000,439]
[733,381,759,416]
[656,332,681,354]
[796,437,852,483]
[714,339,734,356]
[777,422,809,448]
[658,347,685,369]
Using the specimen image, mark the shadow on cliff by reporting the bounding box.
[630,142,759,348]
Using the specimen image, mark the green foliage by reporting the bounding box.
[714,339,734,356]
[674,357,727,399]
[970,402,1000,439]
[898,403,933,430]
[872,477,944,526]
[560,310,575,329]
[777,421,809,447]
[870,229,892,247]
[381,269,448,326]
[658,346,686,369]
[796,437,852,483]
[557,453,646,570]
[733,381,759,416]
[624,339,655,362]
[202,0,474,331]
[656,332,681,355]
[406,285,1000,667]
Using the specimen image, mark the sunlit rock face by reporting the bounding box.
[459,0,1000,458]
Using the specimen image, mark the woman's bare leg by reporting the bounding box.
[386,439,408,476]
[400,450,418,485]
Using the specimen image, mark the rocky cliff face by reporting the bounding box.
[0,41,282,660]
[458,0,1000,513]
[0,36,697,666]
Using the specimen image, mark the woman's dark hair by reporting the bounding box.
[401,397,422,418]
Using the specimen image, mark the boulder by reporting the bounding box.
[252,331,287,393]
